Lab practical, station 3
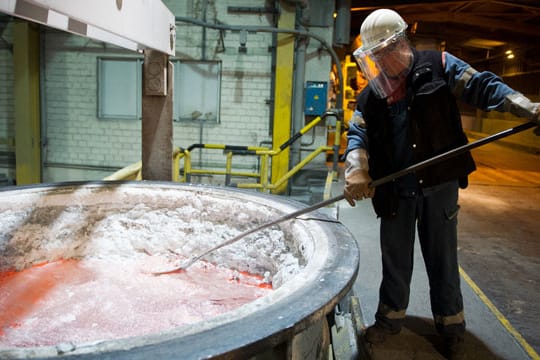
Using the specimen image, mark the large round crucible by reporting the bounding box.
[0,181,359,359]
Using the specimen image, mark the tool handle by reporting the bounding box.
[371,121,537,188]
[187,194,346,264]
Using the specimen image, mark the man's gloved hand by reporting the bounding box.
[504,93,539,120]
[504,93,540,135]
[344,148,375,207]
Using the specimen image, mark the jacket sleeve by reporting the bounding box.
[344,109,369,160]
[444,52,515,111]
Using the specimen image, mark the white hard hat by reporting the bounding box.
[360,9,407,53]
[353,9,412,99]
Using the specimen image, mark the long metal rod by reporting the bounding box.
[152,194,347,274]
[153,121,536,274]
[371,121,536,187]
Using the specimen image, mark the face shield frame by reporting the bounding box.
[353,32,413,99]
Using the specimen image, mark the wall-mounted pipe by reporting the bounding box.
[174,16,344,110]
[290,5,309,172]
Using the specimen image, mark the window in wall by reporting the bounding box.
[173,60,221,123]
[98,58,142,119]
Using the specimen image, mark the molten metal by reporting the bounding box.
[0,257,271,347]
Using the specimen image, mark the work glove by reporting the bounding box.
[504,93,540,135]
[343,148,375,207]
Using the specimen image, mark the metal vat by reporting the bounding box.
[0,181,359,359]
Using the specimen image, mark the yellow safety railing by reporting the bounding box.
[174,144,268,185]
[106,110,343,195]
[175,110,342,193]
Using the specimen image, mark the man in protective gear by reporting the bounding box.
[344,8,540,359]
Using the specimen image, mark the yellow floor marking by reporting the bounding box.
[459,267,539,360]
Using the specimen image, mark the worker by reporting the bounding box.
[343,8,540,359]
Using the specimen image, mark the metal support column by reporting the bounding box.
[142,50,173,181]
[14,20,41,185]
[270,3,295,194]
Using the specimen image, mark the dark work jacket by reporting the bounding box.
[356,49,476,217]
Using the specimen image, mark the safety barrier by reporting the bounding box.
[105,110,343,195]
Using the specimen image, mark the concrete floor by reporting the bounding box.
[334,139,540,359]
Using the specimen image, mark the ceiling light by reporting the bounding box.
[462,38,506,49]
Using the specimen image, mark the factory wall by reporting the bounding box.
[0,0,334,184]
[170,0,275,178]
[43,0,277,182]
[42,31,143,182]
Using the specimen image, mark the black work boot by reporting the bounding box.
[444,335,466,360]
[363,321,401,344]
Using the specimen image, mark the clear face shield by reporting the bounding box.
[353,32,413,99]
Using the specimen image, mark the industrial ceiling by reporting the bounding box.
[349,0,540,69]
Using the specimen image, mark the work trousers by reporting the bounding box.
[375,180,466,337]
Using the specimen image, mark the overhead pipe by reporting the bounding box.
[174,16,344,111]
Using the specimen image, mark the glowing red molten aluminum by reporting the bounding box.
[0,257,271,347]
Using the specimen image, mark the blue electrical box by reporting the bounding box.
[304,81,328,116]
